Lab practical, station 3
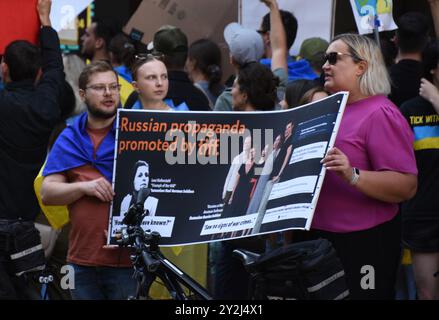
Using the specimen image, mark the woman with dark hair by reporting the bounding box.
[282,79,328,109]
[228,147,257,217]
[108,33,136,107]
[232,62,279,111]
[186,39,225,108]
[400,40,439,299]
[120,160,158,217]
[214,62,283,300]
[246,133,283,216]
[109,33,136,83]
[226,63,281,214]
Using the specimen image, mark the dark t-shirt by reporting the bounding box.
[400,96,439,219]
[389,59,423,108]
[167,71,210,111]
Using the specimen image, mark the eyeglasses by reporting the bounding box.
[323,52,359,65]
[135,52,165,61]
[85,83,121,94]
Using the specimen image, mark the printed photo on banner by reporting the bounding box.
[108,92,349,246]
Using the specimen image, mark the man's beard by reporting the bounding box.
[87,102,118,119]
[81,47,93,61]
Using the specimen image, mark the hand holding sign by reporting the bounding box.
[81,177,115,202]
[321,147,353,184]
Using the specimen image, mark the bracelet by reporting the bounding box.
[350,167,360,185]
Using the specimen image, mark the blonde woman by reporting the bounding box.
[131,54,188,111]
[309,34,418,299]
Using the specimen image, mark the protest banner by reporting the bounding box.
[349,0,397,35]
[0,0,39,54]
[107,92,348,246]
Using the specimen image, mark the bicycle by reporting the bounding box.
[116,189,212,300]
[116,189,348,301]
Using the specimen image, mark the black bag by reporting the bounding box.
[249,238,349,300]
[1,221,46,276]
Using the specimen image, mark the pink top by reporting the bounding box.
[312,95,417,233]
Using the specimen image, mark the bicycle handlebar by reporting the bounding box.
[116,202,212,300]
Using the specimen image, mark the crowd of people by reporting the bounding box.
[0,0,439,300]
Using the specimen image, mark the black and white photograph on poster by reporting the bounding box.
[108,92,348,246]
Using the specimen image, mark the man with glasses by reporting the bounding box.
[40,61,136,300]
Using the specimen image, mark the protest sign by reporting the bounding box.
[0,0,39,54]
[108,92,348,246]
[349,0,397,35]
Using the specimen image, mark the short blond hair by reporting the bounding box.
[332,34,391,96]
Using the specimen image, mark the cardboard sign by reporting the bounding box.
[0,0,39,54]
[350,0,397,35]
[123,0,238,79]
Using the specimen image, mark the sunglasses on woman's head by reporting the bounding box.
[323,52,356,65]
